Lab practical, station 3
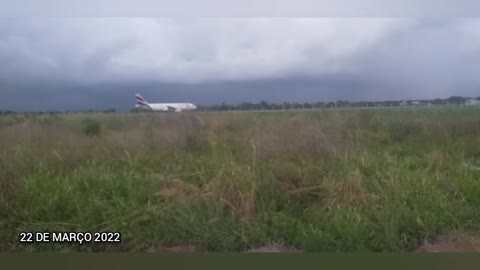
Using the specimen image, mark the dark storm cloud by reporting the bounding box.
[347,18,480,100]
[1,18,480,112]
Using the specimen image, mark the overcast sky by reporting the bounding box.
[1,18,480,111]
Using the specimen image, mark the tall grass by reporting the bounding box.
[2,107,480,251]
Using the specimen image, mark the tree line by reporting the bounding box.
[194,96,480,112]
[1,96,479,115]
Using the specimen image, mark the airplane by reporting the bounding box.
[135,93,197,112]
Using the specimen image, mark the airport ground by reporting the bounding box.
[2,106,480,252]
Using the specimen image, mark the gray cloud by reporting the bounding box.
[2,0,480,16]
[1,18,480,111]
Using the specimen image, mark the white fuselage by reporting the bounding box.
[137,103,197,112]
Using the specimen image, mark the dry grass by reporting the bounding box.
[417,231,480,252]
[253,120,340,160]
[327,174,370,208]
[3,107,480,252]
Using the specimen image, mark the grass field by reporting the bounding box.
[2,106,480,252]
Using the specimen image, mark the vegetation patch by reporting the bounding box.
[2,107,480,252]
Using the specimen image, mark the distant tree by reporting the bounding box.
[326,102,335,108]
[103,108,116,113]
[336,100,350,107]
[303,103,312,109]
[260,101,269,110]
[447,96,466,105]
[219,102,229,111]
[237,102,252,111]
[432,98,444,105]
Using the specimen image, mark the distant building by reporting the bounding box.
[465,99,480,106]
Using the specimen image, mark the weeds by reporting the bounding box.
[82,119,101,137]
[2,107,480,252]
